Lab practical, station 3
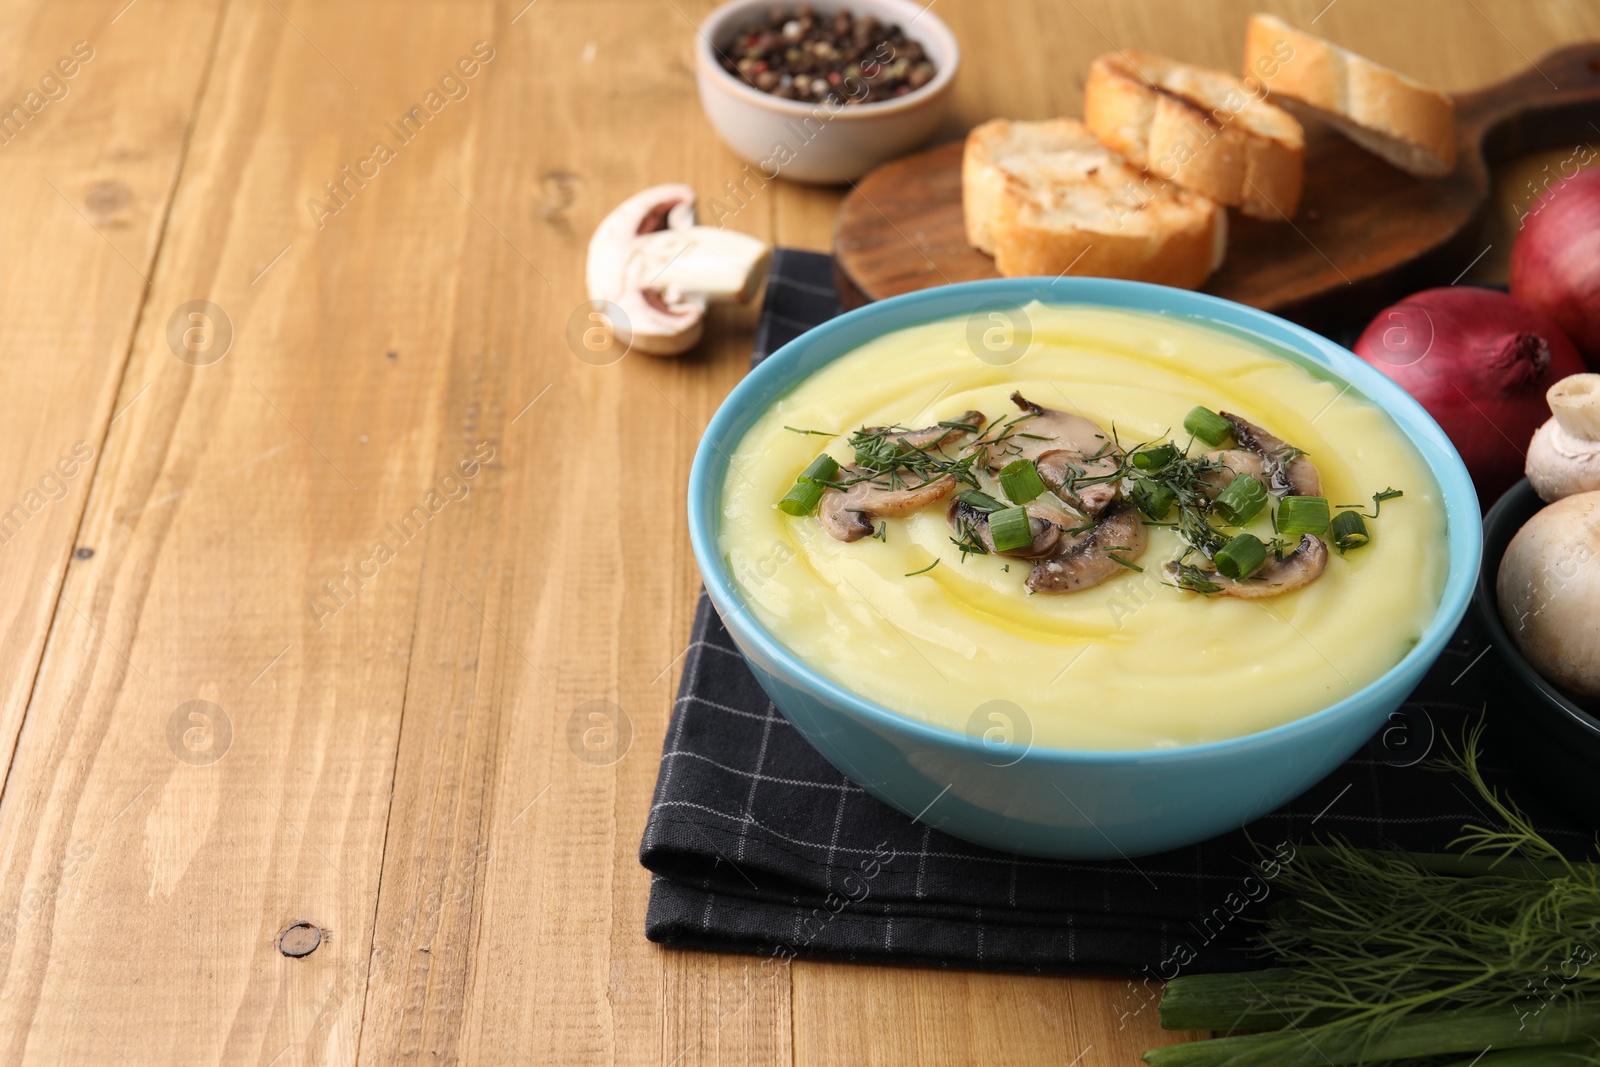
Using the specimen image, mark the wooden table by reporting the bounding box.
[0,1,1592,1062]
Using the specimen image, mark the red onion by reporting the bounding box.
[1511,166,1600,367]
[1353,287,1585,503]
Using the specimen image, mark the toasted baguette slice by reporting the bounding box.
[963,118,1226,289]
[1084,51,1305,219]
[1244,13,1456,177]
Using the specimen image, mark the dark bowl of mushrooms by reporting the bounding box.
[1473,477,1600,826]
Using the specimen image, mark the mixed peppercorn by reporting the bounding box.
[718,5,938,104]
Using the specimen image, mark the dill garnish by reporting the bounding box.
[949,513,990,561]
[1336,486,1405,518]
[1165,562,1223,594]
[904,559,939,577]
[844,422,982,492]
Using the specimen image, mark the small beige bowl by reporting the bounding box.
[695,0,960,185]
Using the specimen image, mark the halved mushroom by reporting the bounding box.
[1002,393,1122,516]
[947,498,1065,559]
[818,413,986,542]
[1218,412,1322,497]
[585,184,772,357]
[821,471,958,541]
[1026,501,1148,593]
[1198,448,1269,496]
[1163,534,1329,599]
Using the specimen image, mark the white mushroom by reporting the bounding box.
[1216,412,1322,497]
[1497,490,1600,697]
[1026,501,1148,593]
[821,471,958,542]
[1526,374,1600,503]
[585,183,772,357]
[1004,393,1122,516]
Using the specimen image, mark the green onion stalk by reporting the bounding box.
[1144,723,1600,1066]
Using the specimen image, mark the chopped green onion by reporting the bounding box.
[999,459,1047,504]
[1214,533,1267,579]
[1332,510,1371,553]
[776,453,842,516]
[1184,406,1233,446]
[958,489,1007,512]
[799,453,839,484]
[1131,444,1178,471]
[1129,478,1176,520]
[988,506,1034,553]
[1214,474,1268,526]
[777,479,825,516]
[1276,495,1330,537]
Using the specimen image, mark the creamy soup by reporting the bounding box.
[719,304,1447,750]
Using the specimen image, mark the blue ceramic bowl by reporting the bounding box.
[687,278,1481,858]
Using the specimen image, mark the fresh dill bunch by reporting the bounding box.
[1147,720,1600,1067]
[1251,723,1599,1029]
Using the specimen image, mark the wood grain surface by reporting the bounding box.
[0,2,1593,1064]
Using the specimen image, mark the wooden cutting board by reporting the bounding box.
[833,43,1600,330]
